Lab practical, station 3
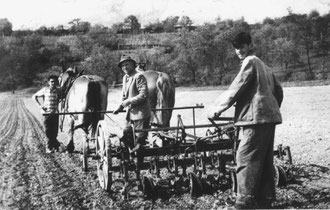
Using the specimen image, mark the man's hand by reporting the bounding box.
[113,105,124,114]
[208,111,221,119]
[40,105,46,111]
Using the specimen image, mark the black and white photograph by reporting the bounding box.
[0,0,329,209]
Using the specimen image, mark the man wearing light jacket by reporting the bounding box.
[209,32,283,209]
[114,55,151,154]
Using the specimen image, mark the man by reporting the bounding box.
[209,32,283,209]
[114,55,151,154]
[33,75,61,153]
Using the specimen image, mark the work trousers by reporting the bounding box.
[43,114,59,150]
[121,118,151,148]
[235,123,276,208]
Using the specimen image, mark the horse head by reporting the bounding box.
[58,67,84,96]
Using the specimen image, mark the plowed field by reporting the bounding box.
[0,85,329,209]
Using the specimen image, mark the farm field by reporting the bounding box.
[0,84,329,209]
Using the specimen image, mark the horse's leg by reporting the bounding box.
[90,118,98,140]
[83,127,89,151]
[66,117,75,153]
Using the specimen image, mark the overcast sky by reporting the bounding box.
[1,0,329,30]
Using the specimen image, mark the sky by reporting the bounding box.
[1,0,330,30]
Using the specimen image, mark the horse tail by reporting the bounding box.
[89,81,102,112]
[155,73,175,127]
[86,80,102,133]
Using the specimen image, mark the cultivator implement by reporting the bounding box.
[47,105,293,199]
[95,105,241,199]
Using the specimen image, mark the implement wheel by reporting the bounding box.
[229,170,237,193]
[96,122,112,192]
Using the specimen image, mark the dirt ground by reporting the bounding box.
[0,84,329,209]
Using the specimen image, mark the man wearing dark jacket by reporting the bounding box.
[209,32,283,209]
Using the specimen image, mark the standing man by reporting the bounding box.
[114,55,151,154]
[33,75,62,153]
[209,32,283,209]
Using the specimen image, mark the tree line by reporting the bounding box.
[0,9,329,91]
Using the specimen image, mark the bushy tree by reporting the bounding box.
[283,12,315,79]
[68,19,91,34]
[0,18,12,36]
[144,21,164,33]
[111,22,124,34]
[162,16,179,32]
[123,15,141,34]
[179,16,193,28]
[81,45,121,86]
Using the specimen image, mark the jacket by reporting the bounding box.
[122,71,151,121]
[216,55,283,126]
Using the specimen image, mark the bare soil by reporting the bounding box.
[0,84,329,209]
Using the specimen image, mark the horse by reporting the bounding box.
[58,67,108,153]
[138,70,175,128]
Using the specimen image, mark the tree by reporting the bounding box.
[36,26,49,36]
[81,45,121,86]
[76,21,91,34]
[262,17,276,25]
[167,28,199,84]
[68,19,91,34]
[54,25,69,36]
[281,10,319,79]
[162,16,179,32]
[51,41,74,69]
[123,15,141,34]
[111,22,124,34]
[311,13,330,79]
[179,16,193,28]
[144,21,164,33]
[0,18,13,36]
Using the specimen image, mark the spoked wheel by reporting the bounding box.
[82,137,88,172]
[96,123,112,192]
[229,170,237,193]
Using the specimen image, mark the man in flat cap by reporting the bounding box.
[114,55,151,155]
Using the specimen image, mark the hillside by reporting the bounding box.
[2,16,330,92]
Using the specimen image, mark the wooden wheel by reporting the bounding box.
[96,123,112,192]
[82,137,88,172]
[229,170,237,193]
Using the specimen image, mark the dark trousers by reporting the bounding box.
[122,118,150,181]
[130,117,150,145]
[43,114,59,150]
[235,124,276,208]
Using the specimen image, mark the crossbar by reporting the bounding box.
[152,104,204,111]
[42,110,124,116]
[135,122,233,132]
[42,104,205,116]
